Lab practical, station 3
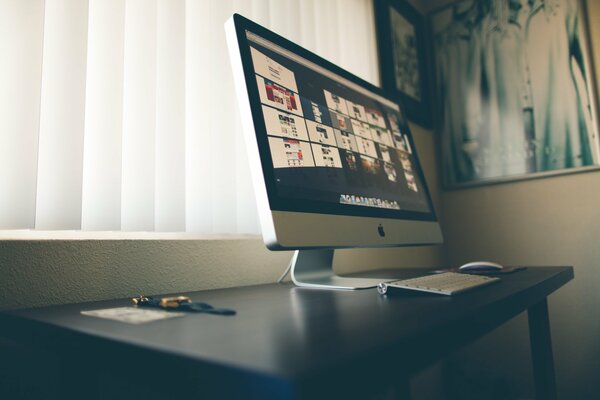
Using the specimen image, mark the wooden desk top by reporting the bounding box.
[0,267,573,399]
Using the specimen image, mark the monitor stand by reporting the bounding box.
[290,249,387,290]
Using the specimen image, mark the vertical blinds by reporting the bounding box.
[0,0,379,233]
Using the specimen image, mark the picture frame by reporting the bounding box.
[374,0,432,128]
[429,0,600,189]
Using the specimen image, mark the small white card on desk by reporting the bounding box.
[81,307,184,324]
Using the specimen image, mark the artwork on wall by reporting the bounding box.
[430,0,600,188]
[375,0,431,128]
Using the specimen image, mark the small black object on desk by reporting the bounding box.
[0,267,573,400]
[132,295,236,315]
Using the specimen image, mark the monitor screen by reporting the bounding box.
[226,13,441,252]
[244,30,434,220]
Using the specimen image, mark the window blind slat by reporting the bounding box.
[155,0,186,232]
[233,0,261,234]
[185,0,214,233]
[36,0,89,230]
[206,0,238,233]
[121,0,157,231]
[81,0,126,231]
[298,0,317,55]
[0,0,45,229]
[338,0,380,85]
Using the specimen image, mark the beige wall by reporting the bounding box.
[424,0,600,398]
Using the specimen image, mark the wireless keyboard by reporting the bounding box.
[377,272,500,296]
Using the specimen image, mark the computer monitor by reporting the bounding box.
[226,14,442,290]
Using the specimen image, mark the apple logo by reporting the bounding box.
[377,224,385,237]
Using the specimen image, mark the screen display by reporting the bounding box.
[244,30,434,218]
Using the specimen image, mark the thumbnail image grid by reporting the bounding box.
[251,46,418,196]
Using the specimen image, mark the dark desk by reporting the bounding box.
[0,267,573,400]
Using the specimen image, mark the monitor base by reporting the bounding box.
[290,249,387,290]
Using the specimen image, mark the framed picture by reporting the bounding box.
[430,0,600,188]
[375,0,432,128]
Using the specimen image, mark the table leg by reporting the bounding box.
[527,298,557,400]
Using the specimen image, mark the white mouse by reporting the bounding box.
[459,261,504,272]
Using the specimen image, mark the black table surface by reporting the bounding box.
[0,267,573,399]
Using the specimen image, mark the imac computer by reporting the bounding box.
[226,14,442,290]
